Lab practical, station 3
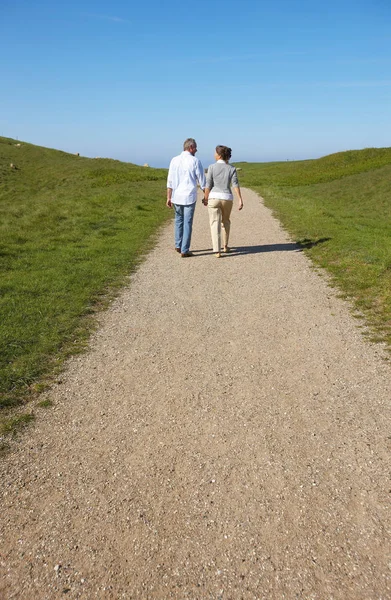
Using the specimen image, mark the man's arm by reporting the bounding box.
[166,187,173,208]
[195,158,206,192]
[167,160,174,208]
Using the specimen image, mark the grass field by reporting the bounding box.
[1,139,390,437]
[236,147,391,350]
[0,137,170,432]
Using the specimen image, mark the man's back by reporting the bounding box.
[167,151,205,205]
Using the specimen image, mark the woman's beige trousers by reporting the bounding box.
[207,199,233,253]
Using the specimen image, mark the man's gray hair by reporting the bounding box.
[183,138,196,151]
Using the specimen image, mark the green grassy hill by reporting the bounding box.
[1,139,390,436]
[236,147,391,187]
[237,147,391,351]
[0,137,169,429]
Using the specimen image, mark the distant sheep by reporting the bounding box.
[15,143,21,147]
[10,163,16,169]
[75,152,80,156]
[143,163,149,167]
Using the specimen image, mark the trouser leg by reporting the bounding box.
[173,204,184,250]
[221,200,233,248]
[208,199,222,253]
[181,202,196,254]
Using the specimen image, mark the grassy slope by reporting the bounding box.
[0,137,170,419]
[2,140,390,432]
[236,148,391,349]
[236,147,391,186]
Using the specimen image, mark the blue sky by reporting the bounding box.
[1,0,390,167]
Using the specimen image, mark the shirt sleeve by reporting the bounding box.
[195,158,206,190]
[167,160,174,189]
[231,166,239,188]
[206,164,214,189]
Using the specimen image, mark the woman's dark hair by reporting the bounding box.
[216,145,232,162]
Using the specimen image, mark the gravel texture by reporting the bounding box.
[1,188,390,600]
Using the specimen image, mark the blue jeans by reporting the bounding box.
[173,203,196,254]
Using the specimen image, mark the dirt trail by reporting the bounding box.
[1,189,390,600]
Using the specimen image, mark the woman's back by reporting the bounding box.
[206,161,239,198]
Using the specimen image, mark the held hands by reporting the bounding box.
[202,198,208,206]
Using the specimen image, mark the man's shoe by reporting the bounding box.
[175,247,181,253]
[181,252,193,258]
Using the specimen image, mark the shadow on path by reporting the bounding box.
[193,238,330,257]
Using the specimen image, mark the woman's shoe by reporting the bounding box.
[223,246,230,253]
[215,252,221,258]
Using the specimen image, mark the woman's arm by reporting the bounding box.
[204,165,214,205]
[234,186,243,210]
[232,167,243,210]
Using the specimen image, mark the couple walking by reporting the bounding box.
[166,138,243,258]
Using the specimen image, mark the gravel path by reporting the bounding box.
[1,188,390,600]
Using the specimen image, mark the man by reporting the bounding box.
[167,138,206,257]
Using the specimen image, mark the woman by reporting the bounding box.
[203,145,243,257]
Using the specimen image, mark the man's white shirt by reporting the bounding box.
[167,151,206,205]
